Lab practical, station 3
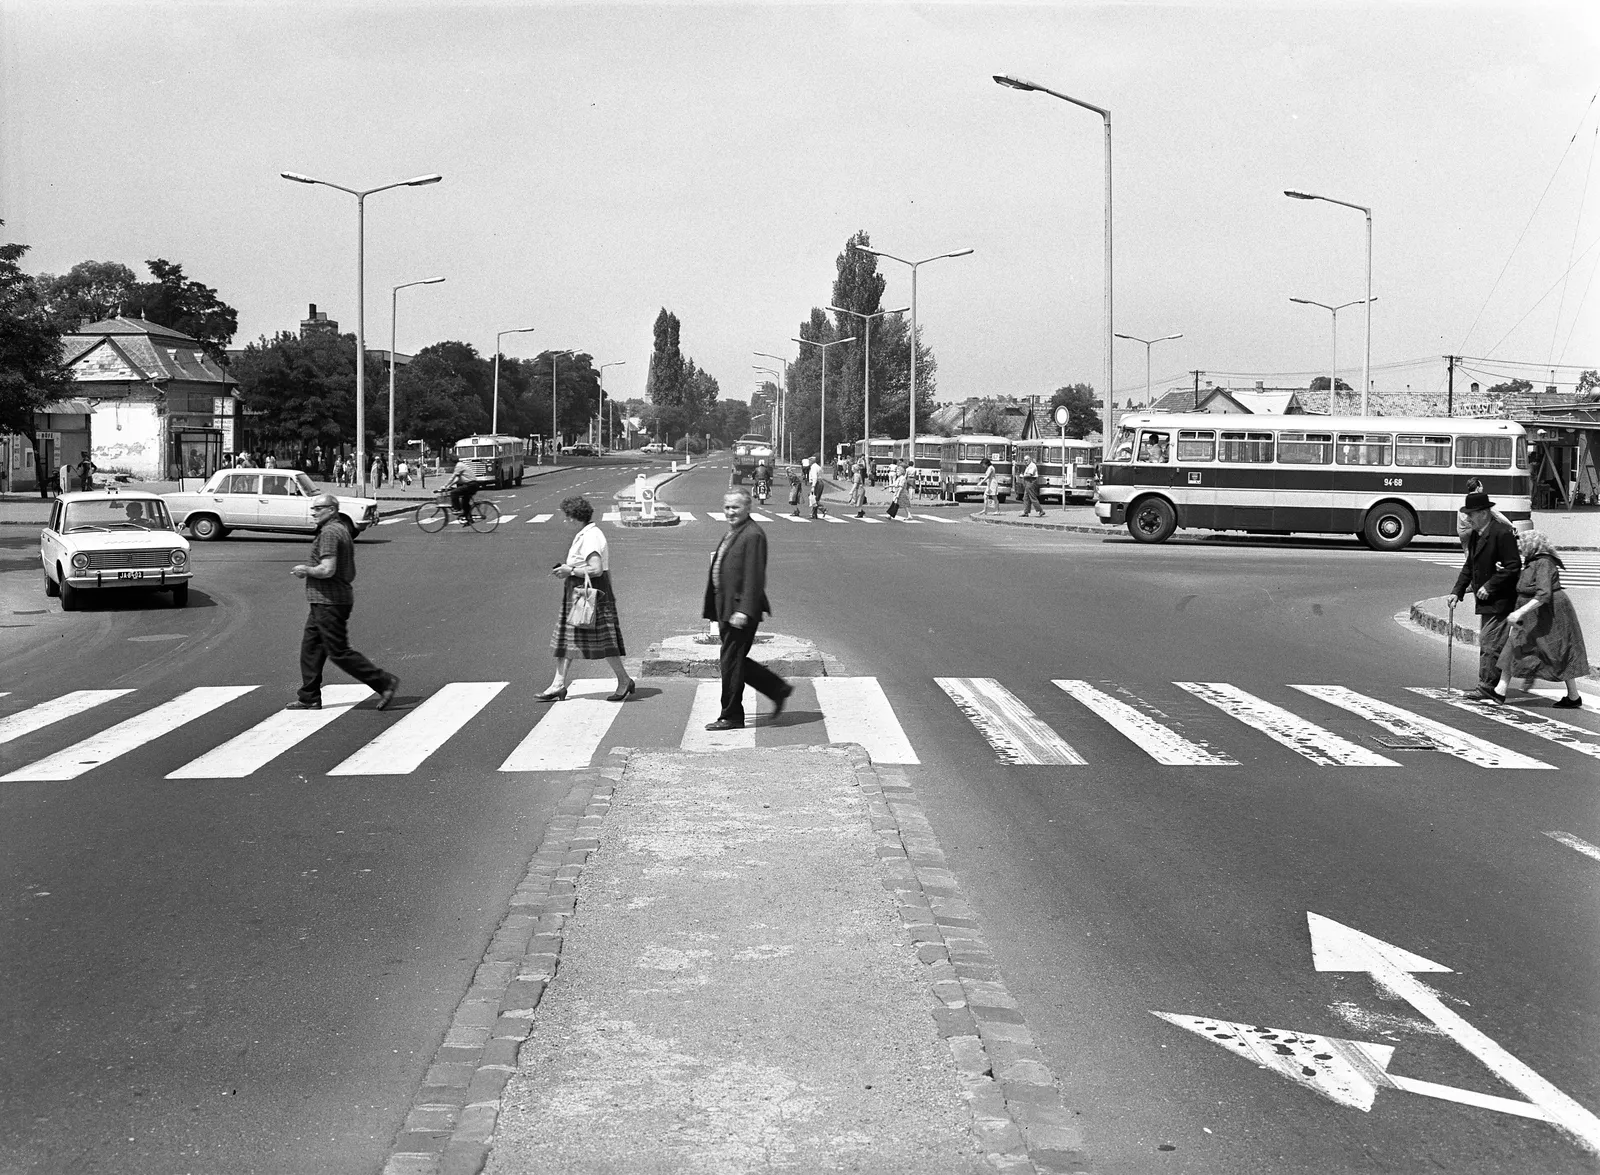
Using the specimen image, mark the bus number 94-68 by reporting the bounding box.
[1384,477,1404,487]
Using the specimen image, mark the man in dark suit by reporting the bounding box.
[702,489,793,730]
[1450,489,1522,701]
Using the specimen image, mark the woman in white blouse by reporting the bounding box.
[537,496,634,702]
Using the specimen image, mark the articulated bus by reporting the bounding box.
[1096,413,1531,549]
[852,437,896,484]
[889,435,946,493]
[452,434,526,488]
[1015,437,1102,503]
[938,435,1014,501]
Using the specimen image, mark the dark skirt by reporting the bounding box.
[550,570,626,659]
[1502,588,1591,682]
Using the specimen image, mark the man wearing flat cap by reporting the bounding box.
[1450,489,1521,702]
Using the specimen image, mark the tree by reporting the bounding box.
[702,397,751,446]
[131,259,238,365]
[1575,369,1599,400]
[1308,376,1354,392]
[0,225,75,496]
[36,260,141,333]
[395,352,487,453]
[964,401,1012,436]
[1485,377,1533,399]
[1048,383,1101,439]
[231,331,360,465]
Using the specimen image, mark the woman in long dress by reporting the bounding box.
[537,496,634,702]
[1494,528,1590,707]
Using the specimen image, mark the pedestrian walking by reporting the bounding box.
[75,451,96,492]
[536,496,633,702]
[1455,477,1508,551]
[787,461,803,516]
[702,488,792,730]
[850,457,868,517]
[1020,453,1044,516]
[981,456,999,514]
[265,454,276,469]
[1492,528,1590,707]
[396,459,410,487]
[1450,489,1522,702]
[288,495,399,711]
[807,455,826,519]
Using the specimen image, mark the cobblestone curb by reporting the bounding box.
[1405,598,1600,682]
[379,758,623,1175]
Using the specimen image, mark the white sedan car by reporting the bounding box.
[164,468,379,540]
[41,490,193,609]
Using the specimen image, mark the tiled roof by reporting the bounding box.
[65,320,233,387]
[71,315,201,344]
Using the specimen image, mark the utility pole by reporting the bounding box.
[1446,355,1456,417]
[1192,370,1201,397]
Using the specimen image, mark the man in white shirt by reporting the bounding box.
[1020,455,1044,516]
[807,456,825,519]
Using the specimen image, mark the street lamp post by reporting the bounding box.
[791,336,856,467]
[390,277,445,477]
[1289,297,1372,406]
[550,349,576,456]
[850,246,972,469]
[754,352,791,461]
[597,361,626,450]
[492,326,536,436]
[280,170,442,494]
[1114,332,1183,407]
[753,366,782,451]
[829,304,908,453]
[994,75,1113,445]
[1286,189,1373,415]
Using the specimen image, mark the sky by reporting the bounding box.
[3,0,1598,412]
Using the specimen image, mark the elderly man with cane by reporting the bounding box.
[1450,489,1521,703]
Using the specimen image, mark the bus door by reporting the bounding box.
[1174,429,1217,527]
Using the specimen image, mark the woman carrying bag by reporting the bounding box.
[537,496,634,702]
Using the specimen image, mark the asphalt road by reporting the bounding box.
[1,456,1596,1174]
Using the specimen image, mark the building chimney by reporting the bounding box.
[308,303,316,318]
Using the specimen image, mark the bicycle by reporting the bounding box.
[415,490,501,533]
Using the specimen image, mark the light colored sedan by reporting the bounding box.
[41,490,193,609]
[163,468,379,540]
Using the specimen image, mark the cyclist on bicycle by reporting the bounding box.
[441,457,481,524]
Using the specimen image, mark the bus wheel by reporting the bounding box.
[1362,503,1416,551]
[1128,497,1177,543]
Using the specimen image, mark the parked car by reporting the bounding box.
[41,490,192,609]
[163,468,379,541]
[559,443,598,457]
[641,441,670,454]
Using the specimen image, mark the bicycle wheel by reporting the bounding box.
[415,502,450,533]
[468,501,502,532]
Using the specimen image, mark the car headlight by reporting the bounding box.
[170,549,187,567]
[71,552,90,570]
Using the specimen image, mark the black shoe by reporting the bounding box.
[770,685,792,721]
[1554,696,1584,709]
[534,685,568,702]
[1476,685,1506,704]
[606,677,636,702]
[376,675,401,710]
[286,699,321,711]
[705,718,744,731]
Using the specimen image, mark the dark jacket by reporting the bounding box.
[702,519,772,625]
[1452,517,1521,617]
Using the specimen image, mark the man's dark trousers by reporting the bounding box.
[718,621,787,726]
[299,603,387,704]
[1478,615,1510,692]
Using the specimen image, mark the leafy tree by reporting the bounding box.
[1575,369,1598,400]
[966,401,1012,436]
[395,352,487,452]
[0,226,75,496]
[231,331,360,464]
[36,260,141,332]
[531,350,601,444]
[702,397,752,445]
[1308,376,1354,392]
[1486,377,1533,399]
[645,309,687,437]
[1047,383,1101,439]
[131,259,238,366]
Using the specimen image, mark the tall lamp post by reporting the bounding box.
[550,349,576,456]
[754,352,791,460]
[993,74,1112,445]
[829,304,908,452]
[850,246,971,467]
[1114,332,1183,408]
[390,277,445,477]
[280,170,442,494]
[753,366,783,451]
[1286,189,1373,415]
[791,335,856,466]
[492,326,536,436]
[1289,297,1372,406]
[596,361,626,449]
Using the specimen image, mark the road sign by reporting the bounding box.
[641,485,656,520]
[1153,912,1600,1154]
[1054,404,1070,427]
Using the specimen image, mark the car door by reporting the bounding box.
[257,473,311,531]
[210,471,260,527]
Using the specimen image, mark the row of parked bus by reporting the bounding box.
[849,435,1103,503]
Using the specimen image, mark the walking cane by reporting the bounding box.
[1446,596,1457,695]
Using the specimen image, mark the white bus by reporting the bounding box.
[1095,413,1531,549]
[1015,437,1101,503]
[452,435,526,488]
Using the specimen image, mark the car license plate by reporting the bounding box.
[116,571,145,580]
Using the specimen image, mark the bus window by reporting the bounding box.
[1177,430,1215,462]
[1336,433,1391,466]
[1395,434,1452,467]
[1277,431,1333,464]
[1136,430,1172,463]
[1515,435,1528,468]
[1111,427,1136,462]
[1454,435,1512,469]
[1219,431,1274,463]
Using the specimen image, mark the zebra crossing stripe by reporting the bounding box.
[1290,685,1554,770]
[857,515,886,524]
[498,515,518,524]
[915,514,956,523]
[166,685,374,779]
[816,677,920,764]
[820,514,849,523]
[675,511,696,521]
[1054,680,1238,766]
[751,513,773,522]
[0,689,136,747]
[526,513,553,523]
[601,511,622,522]
[680,681,758,750]
[379,517,407,525]
[498,680,624,771]
[1545,831,1600,862]
[330,682,507,776]
[900,517,926,524]
[1408,688,1600,762]
[772,514,808,523]
[1,687,257,782]
[935,677,1082,766]
[1175,682,1399,766]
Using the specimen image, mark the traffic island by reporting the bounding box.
[640,630,826,678]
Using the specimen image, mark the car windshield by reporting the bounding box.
[62,499,174,532]
[294,472,317,495]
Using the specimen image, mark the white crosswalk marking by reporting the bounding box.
[601,511,621,522]
[915,514,957,523]
[936,677,1083,766]
[166,685,374,778]
[1290,685,1555,770]
[1545,831,1600,862]
[498,515,518,524]
[330,682,507,776]
[379,516,407,525]
[772,514,809,523]
[680,681,759,749]
[1407,688,1600,762]
[820,514,848,523]
[526,513,553,523]
[815,677,919,764]
[1175,682,1399,766]
[498,680,624,771]
[899,517,926,524]
[857,515,886,524]
[1054,680,1238,765]
[1408,552,1600,588]
[1,687,257,782]
[751,513,773,522]
[0,690,135,747]
[675,511,696,521]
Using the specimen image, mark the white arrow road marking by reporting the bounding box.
[1,687,257,781]
[1290,686,1554,770]
[1055,680,1237,765]
[815,677,919,765]
[165,685,374,778]
[1408,688,1600,762]
[1307,912,1600,1153]
[1176,682,1400,766]
[680,681,758,750]
[936,677,1083,766]
[1544,831,1600,862]
[330,682,506,776]
[0,690,135,746]
[498,680,623,771]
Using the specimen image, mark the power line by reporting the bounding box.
[1550,126,1598,366]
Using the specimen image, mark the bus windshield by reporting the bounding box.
[1111,427,1137,461]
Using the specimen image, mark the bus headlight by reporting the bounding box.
[170,549,187,568]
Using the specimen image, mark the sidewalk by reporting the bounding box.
[385,746,1084,1175]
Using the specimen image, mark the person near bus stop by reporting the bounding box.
[1450,489,1522,702]
[981,456,999,515]
[1020,453,1044,517]
[441,455,481,524]
[1492,528,1589,707]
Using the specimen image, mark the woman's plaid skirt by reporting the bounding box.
[550,570,627,659]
